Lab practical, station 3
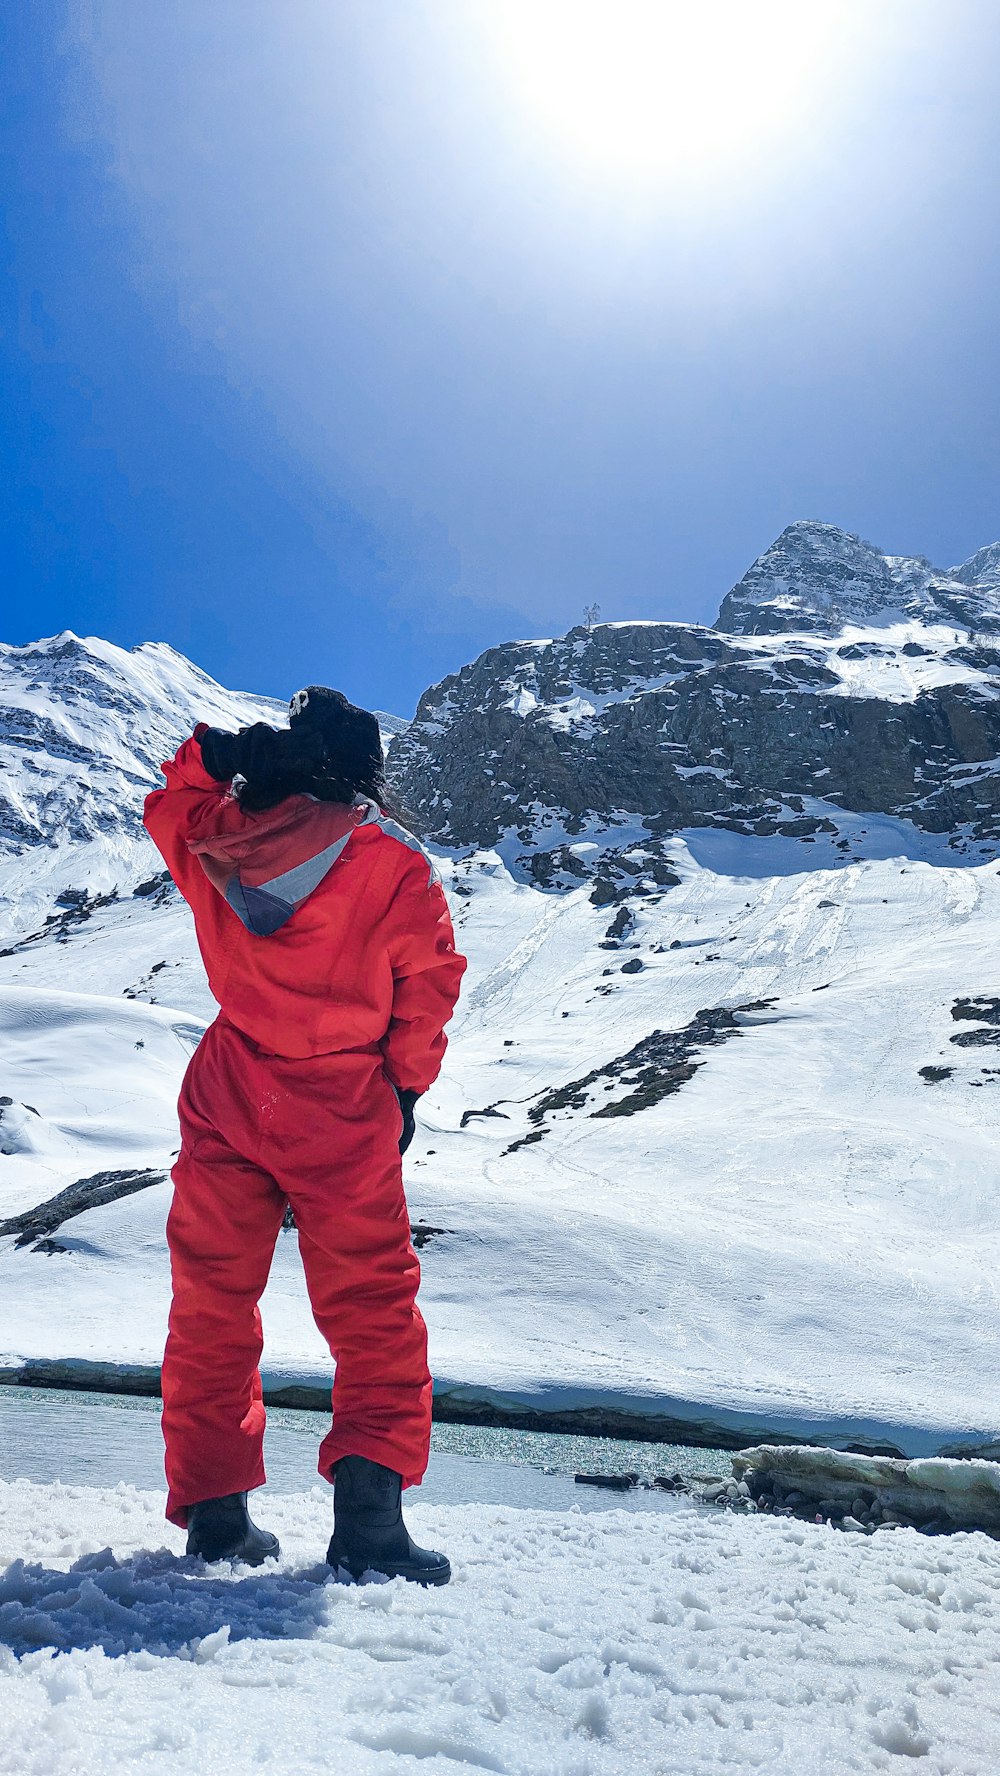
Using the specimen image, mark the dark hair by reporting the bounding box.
[235,757,390,814]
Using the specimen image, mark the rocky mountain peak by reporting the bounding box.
[392,522,1000,889]
[951,541,1000,593]
[716,521,1000,638]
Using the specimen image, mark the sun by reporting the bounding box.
[479,0,860,184]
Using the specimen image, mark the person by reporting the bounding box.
[143,685,466,1583]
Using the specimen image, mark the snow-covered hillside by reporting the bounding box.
[0,633,403,942]
[0,635,283,942]
[2,530,1000,1456]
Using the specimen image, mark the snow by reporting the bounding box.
[729,622,1000,703]
[677,803,989,873]
[503,672,684,733]
[425,849,1000,1453]
[952,541,1000,593]
[491,806,659,878]
[1,1478,999,1772]
[546,693,597,729]
[506,686,539,718]
[0,985,199,1210]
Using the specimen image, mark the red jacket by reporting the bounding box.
[143,729,466,1093]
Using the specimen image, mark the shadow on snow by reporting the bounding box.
[0,1545,342,1658]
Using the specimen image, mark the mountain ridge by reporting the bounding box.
[392,617,1000,888]
[5,521,1000,935]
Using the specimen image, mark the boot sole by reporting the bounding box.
[187,1540,280,1567]
[326,1542,450,1586]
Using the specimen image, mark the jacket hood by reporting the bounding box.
[186,793,359,886]
[186,794,371,935]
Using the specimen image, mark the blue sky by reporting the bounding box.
[2,2,999,715]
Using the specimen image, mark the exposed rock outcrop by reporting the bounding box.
[0,1166,167,1250]
[391,543,1000,882]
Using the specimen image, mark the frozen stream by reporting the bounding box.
[0,1385,729,1514]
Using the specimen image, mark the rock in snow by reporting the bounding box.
[731,1444,1000,1533]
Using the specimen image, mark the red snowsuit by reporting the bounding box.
[144,729,466,1526]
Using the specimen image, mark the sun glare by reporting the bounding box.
[481,0,861,183]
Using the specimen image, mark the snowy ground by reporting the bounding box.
[1,1478,999,1774]
[1,836,999,1452]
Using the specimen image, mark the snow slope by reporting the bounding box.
[0,634,284,941]
[1,838,999,1454]
[1,1478,999,1774]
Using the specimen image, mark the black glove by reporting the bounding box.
[199,723,323,795]
[397,1088,420,1156]
[199,726,243,782]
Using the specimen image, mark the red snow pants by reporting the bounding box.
[162,1015,433,1526]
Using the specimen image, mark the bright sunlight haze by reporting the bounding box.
[482,0,864,182]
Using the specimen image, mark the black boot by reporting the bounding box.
[326,1455,450,1586]
[186,1492,279,1565]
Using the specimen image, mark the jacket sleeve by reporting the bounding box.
[142,725,230,900]
[381,852,467,1095]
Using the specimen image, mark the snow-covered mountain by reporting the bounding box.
[393,526,1000,890]
[716,519,1000,636]
[0,632,403,941]
[2,528,1000,1458]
